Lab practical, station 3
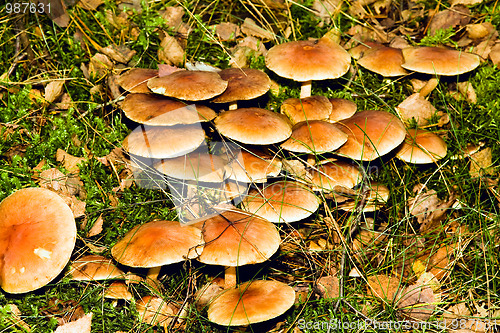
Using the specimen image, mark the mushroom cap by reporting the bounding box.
[207,280,295,326]
[104,281,133,300]
[308,159,362,192]
[328,98,357,122]
[111,220,204,268]
[193,209,280,267]
[212,68,271,103]
[281,95,332,124]
[0,187,76,293]
[147,70,228,100]
[225,148,282,183]
[265,36,351,82]
[281,120,348,154]
[154,151,227,183]
[396,129,447,164]
[69,255,124,281]
[120,94,216,126]
[122,124,205,159]
[358,46,408,77]
[117,68,158,94]
[334,110,406,161]
[401,46,480,76]
[242,181,320,223]
[215,108,292,145]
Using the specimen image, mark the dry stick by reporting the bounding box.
[334,165,370,312]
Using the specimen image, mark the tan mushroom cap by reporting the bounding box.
[225,148,282,183]
[111,220,204,268]
[308,159,362,192]
[69,255,124,281]
[212,68,271,103]
[208,280,295,326]
[104,281,133,300]
[215,108,292,145]
[154,151,227,183]
[281,95,332,124]
[328,98,357,122]
[334,110,406,161]
[120,94,216,126]
[193,209,280,267]
[242,181,320,223]
[265,36,351,82]
[122,124,205,159]
[401,46,480,76]
[147,70,228,101]
[358,46,408,77]
[0,187,76,293]
[117,68,158,94]
[281,120,348,154]
[396,129,447,164]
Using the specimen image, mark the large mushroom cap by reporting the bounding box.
[212,68,271,103]
[69,255,124,281]
[281,95,332,125]
[396,129,447,164]
[208,280,295,326]
[281,120,348,154]
[0,188,76,293]
[193,209,280,267]
[147,70,228,101]
[401,46,480,76]
[242,181,320,223]
[117,68,158,94]
[215,108,292,145]
[308,159,362,192]
[121,94,216,126]
[358,46,408,77]
[111,220,204,268]
[334,110,406,161]
[265,36,351,82]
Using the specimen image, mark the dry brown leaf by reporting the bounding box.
[64,195,87,218]
[44,80,65,103]
[315,275,340,299]
[215,22,241,41]
[415,244,456,280]
[489,43,500,66]
[241,18,274,40]
[56,93,73,110]
[56,149,86,173]
[136,296,173,326]
[194,282,223,311]
[396,93,437,126]
[87,214,104,237]
[367,275,401,303]
[457,82,477,104]
[466,23,492,40]
[428,6,470,36]
[469,147,495,177]
[312,0,343,27]
[473,39,495,61]
[39,168,70,192]
[77,0,104,10]
[158,33,185,66]
[100,44,136,64]
[161,6,191,38]
[54,312,92,333]
[450,0,483,6]
[104,9,130,30]
[396,274,438,321]
[89,53,113,79]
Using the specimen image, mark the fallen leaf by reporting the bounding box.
[44,80,65,103]
[56,149,86,173]
[89,53,113,79]
[158,33,185,66]
[428,6,470,36]
[215,22,241,41]
[100,44,136,64]
[37,0,69,27]
[450,0,483,6]
[136,296,173,326]
[469,147,495,177]
[56,93,73,110]
[367,275,401,303]
[315,275,340,299]
[2,304,31,332]
[87,214,104,237]
[54,312,92,333]
[489,43,500,66]
[194,282,223,311]
[396,93,437,126]
[311,0,343,27]
[457,82,477,104]
[396,274,438,321]
[77,0,104,10]
[241,18,274,40]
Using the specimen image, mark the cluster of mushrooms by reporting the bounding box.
[0,34,480,328]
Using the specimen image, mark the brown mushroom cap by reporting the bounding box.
[215,108,292,145]
[207,280,295,326]
[147,70,228,101]
[117,68,158,94]
[154,151,227,183]
[193,209,281,267]
[308,159,362,192]
[401,46,480,76]
[111,220,204,268]
[334,110,406,161]
[358,46,408,77]
[212,68,271,103]
[281,95,332,124]
[242,181,320,223]
[328,98,357,122]
[281,120,348,154]
[120,94,216,126]
[122,124,205,159]
[396,129,447,164]
[225,148,282,183]
[0,187,76,293]
[265,37,351,82]
[69,255,124,281]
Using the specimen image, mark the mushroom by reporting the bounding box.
[280,95,332,125]
[357,46,408,77]
[0,187,76,293]
[327,98,357,123]
[395,128,447,164]
[117,68,159,94]
[69,255,124,281]
[224,147,282,184]
[266,36,351,98]
[308,159,362,193]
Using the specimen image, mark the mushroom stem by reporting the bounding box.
[419,77,439,98]
[228,102,238,110]
[224,266,237,289]
[300,80,312,98]
[147,266,161,282]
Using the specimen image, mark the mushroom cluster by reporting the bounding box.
[111,34,480,328]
